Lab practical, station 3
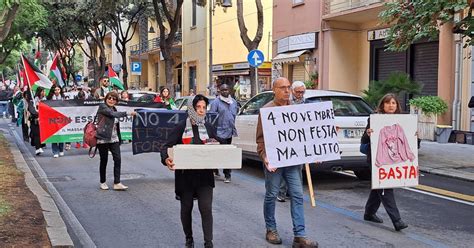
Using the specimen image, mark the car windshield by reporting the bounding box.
[130,93,155,102]
[305,96,373,116]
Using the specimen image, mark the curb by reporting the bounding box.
[3,129,74,247]
[419,167,474,182]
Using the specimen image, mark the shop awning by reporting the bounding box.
[213,70,249,76]
[272,50,308,64]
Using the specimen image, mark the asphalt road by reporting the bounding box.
[7,122,473,248]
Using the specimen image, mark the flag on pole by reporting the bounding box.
[21,54,53,95]
[34,50,41,68]
[49,54,65,87]
[16,70,23,89]
[107,64,124,90]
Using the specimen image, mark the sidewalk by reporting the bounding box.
[418,141,474,182]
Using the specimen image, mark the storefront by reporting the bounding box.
[212,62,272,100]
[272,32,318,86]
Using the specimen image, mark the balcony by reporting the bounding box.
[323,0,386,23]
[130,32,182,56]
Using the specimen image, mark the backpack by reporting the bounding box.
[83,116,100,158]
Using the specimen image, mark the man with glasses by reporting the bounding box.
[94,76,110,99]
[256,77,318,247]
[277,81,306,202]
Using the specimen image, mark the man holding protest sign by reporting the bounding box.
[256,77,318,248]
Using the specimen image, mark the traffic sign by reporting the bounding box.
[247,50,264,67]
[131,62,142,75]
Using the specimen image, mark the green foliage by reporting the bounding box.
[362,72,422,107]
[409,96,448,116]
[380,1,472,51]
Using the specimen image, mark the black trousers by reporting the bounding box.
[215,137,232,178]
[180,186,213,243]
[365,189,401,223]
[97,142,121,184]
[22,121,29,142]
[29,121,41,149]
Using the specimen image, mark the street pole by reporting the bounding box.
[208,1,213,96]
[255,66,258,95]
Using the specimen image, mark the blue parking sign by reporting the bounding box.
[131,62,142,75]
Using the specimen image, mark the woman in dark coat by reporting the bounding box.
[96,91,135,191]
[361,93,408,231]
[161,94,221,248]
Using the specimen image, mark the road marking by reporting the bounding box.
[414,184,474,203]
[335,171,474,206]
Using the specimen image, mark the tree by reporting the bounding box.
[104,2,149,89]
[152,0,184,95]
[0,0,20,43]
[0,0,46,69]
[380,0,473,51]
[236,0,263,96]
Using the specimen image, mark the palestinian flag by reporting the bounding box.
[21,54,53,94]
[107,64,124,90]
[34,50,41,68]
[49,54,65,87]
[16,70,22,89]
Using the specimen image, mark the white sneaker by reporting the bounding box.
[39,148,44,153]
[53,154,59,158]
[35,149,42,155]
[59,152,64,157]
[113,183,128,191]
[100,183,109,190]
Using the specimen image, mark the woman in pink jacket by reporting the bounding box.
[360,93,408,231]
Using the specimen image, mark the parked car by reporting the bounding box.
[232,90,374,180]
[127,90,158,102]
[175,96,216,110]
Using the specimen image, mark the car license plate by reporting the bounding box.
[343,129,364,139]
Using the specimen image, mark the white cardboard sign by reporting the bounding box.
[260,102,341,168]
[170,144,242,169]
[370,114,419,189]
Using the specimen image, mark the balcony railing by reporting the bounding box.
[130,32,182,55]
[323,0,384,15]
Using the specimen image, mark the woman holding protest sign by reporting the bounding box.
[96,91,136,191]
[360,93,408,231]
[161,94,221,248]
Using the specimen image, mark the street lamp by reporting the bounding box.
[209,0,232,95]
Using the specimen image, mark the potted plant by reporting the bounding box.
[304,72,319,89]
[409,96,449,141]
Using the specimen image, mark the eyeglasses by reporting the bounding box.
[107,97,117,101]
[294,90,305,94]
[103,79,109,82]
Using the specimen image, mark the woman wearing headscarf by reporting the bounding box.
[161,94,222,248]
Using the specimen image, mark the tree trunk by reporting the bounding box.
[0,3,19,43]
[121,43,129,89]
[236,0,264,97]
[165,56,175,95]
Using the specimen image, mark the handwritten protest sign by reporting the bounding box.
[259,102,341,168]
[370,114,419,189]
[132,109,218,155]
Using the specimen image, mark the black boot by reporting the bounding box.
[204,241,213,248]
[185,237,194,248]
[393,220,408,231]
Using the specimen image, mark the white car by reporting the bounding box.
[127,90,158,102]
[232,90,373,180]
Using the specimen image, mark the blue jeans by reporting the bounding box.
[52,143,64,155]
[264,165,305,237]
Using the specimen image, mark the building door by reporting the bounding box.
[411,41,439,96]
[189,66,196,92]
[291,63,305,82]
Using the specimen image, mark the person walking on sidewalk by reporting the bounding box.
[96,92,136,191]
[209,83,239,183]
[48,86,65,158]
[28,88,46,155]
[277,81,306,202]
[361,93,408,231]
[161,95,222,248]
[256,77,318,248]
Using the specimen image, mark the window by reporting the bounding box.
[240,93,274,115]
[292,0,304,6]
[192,0,197,27]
